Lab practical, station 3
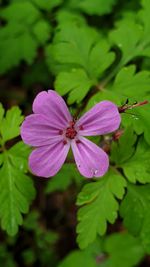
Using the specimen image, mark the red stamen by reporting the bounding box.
[66,127,77,139]
[65,120,77,139]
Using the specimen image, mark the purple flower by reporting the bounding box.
[21,90,121,178]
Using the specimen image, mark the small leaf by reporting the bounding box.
[31,0,62,11]
[33,20,51,45]
[76,170,126,249]
[109,20,143,65]
[0,106,23,143]
[0,1,51,74]
[122,138,150,183]
[111,126,137,165]
[112,65,150,97]
[0,2,40,25]
[104,232,145,267]
[120,183,150,253]
[46,23,115,103]
[58,250,97,267]
[0,144,35,235]
[55,69,93,104]
[67,0,117,15]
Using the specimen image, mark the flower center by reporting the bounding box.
[65,121,77,139]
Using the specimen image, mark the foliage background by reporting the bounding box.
[0,0,150,266]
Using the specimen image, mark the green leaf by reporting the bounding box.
[109,19,143,65]
[104,232,145,267]
[56,10,86,26]
[111,129,150,184]
[76,170,126,249]
[46,164,82,193]
[58,250,97,267]
[0,106,23,143]
[31,0,62,11]
[121,98,150,145]
[0,1,51,74]
[109,0,150,65]
[85,89,120,113]
[0,24,38,73]
[0,143,35,235]
[32,20,51,44]
[9,141,31,172]
[0,103,4,124]
[50,23,100,68]
[112,65,150,98]
[120,183,150,252]
[111,126,137,165]
[55,69,93,104]
[121,138,150,183]
[1,2,40,25]
[46,23,114,103]
[67,0,117,15]
[138,0,150,56]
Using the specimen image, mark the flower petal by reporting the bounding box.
[71,137,109,178]
[33,90,72,128]
[21,114,64,147]
[77,101,121,136]
[29,140,70,177]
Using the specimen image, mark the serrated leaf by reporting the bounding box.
[9,141,31,172]
[111,126,137,165]
[109,20,143,65]
[55,69,93,104]
[56,10,86,26]
[76,170,126,249]
[46,23,114,103]
[0,1,51,74]
[67,0,117,15]
[50,23,100,68]
[45,164,82,193]
[121,98,150,145]
[104,232,144,267]
[112,65,150,97]
[0,106,23,143]
[120,183,150,252]
[0,144,35,235]
[109,0,150,65]
[122,138,150,183]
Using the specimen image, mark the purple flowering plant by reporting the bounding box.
[1,1,150,266]
[21,90,121,179]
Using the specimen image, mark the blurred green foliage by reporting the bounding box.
[1,0,150,266]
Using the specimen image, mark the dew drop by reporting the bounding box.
[77,162,81,168]
[94,169,98,175]
[91,168,98,176]
[131,115,139,120]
